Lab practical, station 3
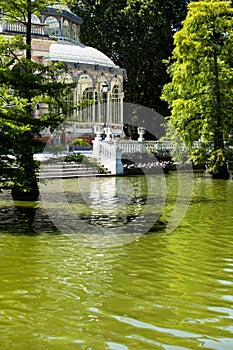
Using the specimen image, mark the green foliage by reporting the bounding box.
[0,0,56,59]
[0,0,48,19]
[70,0,189,116]
[162,0,233,177]
[71,138,90,147]
[64,153,85,163]
[0,34,75,194]
[63,153,107,173]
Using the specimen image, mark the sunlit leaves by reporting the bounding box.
[161,1,233,176]
[0,33,75,191]
[71,0,189,117]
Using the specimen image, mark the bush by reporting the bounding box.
[71,138,90,147]
[64,153,85,163]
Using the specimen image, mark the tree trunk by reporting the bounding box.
[11,152,40,201]
[11,180,39,201]
[212,45,229,180]
[26,0,32,60]
[212,163,229,180]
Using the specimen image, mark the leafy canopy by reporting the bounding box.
[0,0,76,197]
[70,0,189,116]
[161,0,233,175]
[0,35,75,192]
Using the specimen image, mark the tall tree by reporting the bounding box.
[0,2,74,200]
[71,0,189,117]
[162,0,233,179]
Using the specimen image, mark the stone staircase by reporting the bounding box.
[38,162,105,179]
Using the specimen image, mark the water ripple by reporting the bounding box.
[0,176,233,349]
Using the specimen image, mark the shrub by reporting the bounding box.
[64,153,85,163]
[71,138,90,147]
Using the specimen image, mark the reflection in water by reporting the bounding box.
[13,205,37,234]
[39,175,167,247]
[0,196,58,235]
[0,200,37,235]
[0,175,233,349]
[78,176,148,229]
[0,176,166,246]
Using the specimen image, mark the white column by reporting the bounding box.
[108,92,112,125]
[115,140,124,175]
[138,127,145,142]
[120,92,124,125]
[104,127,112,141]
[92,89,96,125]
[92,126,103,159]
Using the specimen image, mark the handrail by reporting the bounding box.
[2,21,47,36]
[92,137,199,175]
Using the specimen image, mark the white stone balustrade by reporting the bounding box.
[104,127,112,141]
[137,127,145,142]
[92,126,104,159]
[98,140,123,175]
[2,22,46,36]
[92,126,197,174]
[118,141,147,153]
[93,138,175,175]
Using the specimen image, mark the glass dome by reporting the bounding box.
[48,4,72,12]
[49,42,118,67]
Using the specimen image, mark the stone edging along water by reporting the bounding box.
[35,151,210,179]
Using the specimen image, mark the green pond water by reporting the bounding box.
[0,173,233,350]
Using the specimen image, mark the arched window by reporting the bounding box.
[112,85,119,95]
[111,84,120,124]
[76,75,93,123]
[44,16,60,37]
[57,73,74,118]
[71,23,78,42]
[63,20,70,39]
[83,87,94,101]
[77,75,93,98]
[82,87,94,122]
[31,15,40,24]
